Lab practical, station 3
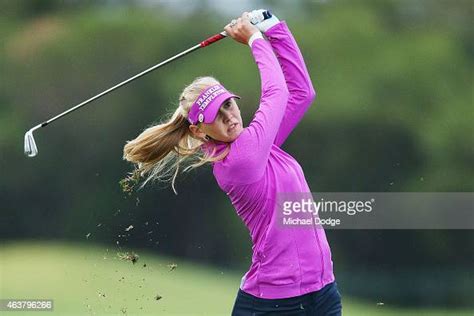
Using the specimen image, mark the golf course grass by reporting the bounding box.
[0,241,470,315]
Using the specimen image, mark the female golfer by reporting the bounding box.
[123,10,342,315]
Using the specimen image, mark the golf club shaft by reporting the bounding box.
[24,10,272,157]
[38,32,228,129]
[30,10,272,130]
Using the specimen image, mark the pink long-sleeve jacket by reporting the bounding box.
[205,21,335,299]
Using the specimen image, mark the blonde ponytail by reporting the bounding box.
[122,76,230,194]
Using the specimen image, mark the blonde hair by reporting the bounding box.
[123,76,231,194]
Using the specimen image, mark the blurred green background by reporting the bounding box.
[1,0,473,315]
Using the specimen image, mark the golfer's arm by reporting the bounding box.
[230,38,288,182]
[265,21,316,147]
[248,37,289,149]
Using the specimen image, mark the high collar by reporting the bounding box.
[201,140,230,161]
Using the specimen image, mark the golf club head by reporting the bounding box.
[24,129,38,157]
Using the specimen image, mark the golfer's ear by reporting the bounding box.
[189,124,205,139]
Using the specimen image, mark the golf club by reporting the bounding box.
[24,10,272,157]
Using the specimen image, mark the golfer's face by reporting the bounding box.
[202,98,243,142]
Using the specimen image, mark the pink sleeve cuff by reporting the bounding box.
[248,31,264,47]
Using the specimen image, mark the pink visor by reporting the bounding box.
[187,84,240,125]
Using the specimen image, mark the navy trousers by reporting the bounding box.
[231,282,342,315]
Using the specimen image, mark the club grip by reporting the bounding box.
[200,33,226,47]
[200,11,272,48]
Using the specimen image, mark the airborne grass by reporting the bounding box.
[0,241,471,316]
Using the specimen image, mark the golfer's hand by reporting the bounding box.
[249,9,280,33]
[224,12,259,45]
